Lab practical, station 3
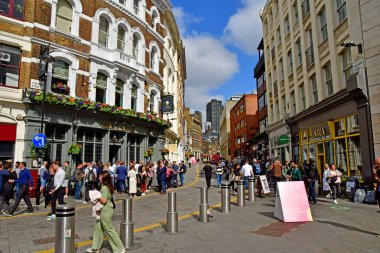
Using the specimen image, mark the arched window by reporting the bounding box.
[117,26,126,51]
[99,16,109,47]
[96,72,107,103]
[115,78,124,107]
[149,91,155,113]
[133,0,140,15]
[51,60,70,95]
[132,34,139,59]
[150,47,159,73]
[131,84,138,111]
[56,0,73,33]
[152,10,159,29]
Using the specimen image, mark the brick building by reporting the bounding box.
[230,94,259,160]
[0,0,186,166]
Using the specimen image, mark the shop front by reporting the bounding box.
[267,120,292,163]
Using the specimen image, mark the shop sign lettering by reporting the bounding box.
[313,128,326,138]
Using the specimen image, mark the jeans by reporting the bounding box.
[206,175,212,189]
[179,173,185,186]
[160,180,167,193]
[8,184,33,214]
[308,180,316,202]
[51,187,65,214]
[217,174,223,187]
[118,179,126,193]
[273,176,282,194]
[243,176,249,190]
[330,183,341,200]
[172,174,178,188]
[75,181,82,200]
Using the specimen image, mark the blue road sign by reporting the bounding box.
[33,134,47,148]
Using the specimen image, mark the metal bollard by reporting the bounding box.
[237,180,245,207]
[248,177,256,202]
[167,192,178,233]
[120,198,134,249]
[199,187,209,222]
[55,205,75,253]
[221,182,231,213]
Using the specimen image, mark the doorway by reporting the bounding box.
[109,145,120,164]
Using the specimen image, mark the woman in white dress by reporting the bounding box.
[128,167,137,197]
[322,163,331,198]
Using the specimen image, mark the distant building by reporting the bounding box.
[230,94,259,160]
[184,107,203,160]
[194,111,203,129]
[206,99,223,135]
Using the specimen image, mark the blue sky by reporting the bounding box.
[171,0,267,120]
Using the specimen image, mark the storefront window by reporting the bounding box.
[45,125,68,163]
[334,119,345,137]
[301,146,308,165]
[309,144,316,161]
[346,115,359,134]
[77,129,103,163]
[348,136,362,178]
[325,141,334,165]
[128,134,142,163]
[335,138,348,175]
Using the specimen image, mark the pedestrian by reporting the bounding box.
[128,166,137,197]
[44,164,55,208]
[140,166,147,196]
[166,164,173,189]
[215,162,223,188]
[38,161,48,199]
[116,162,127,194]
[3,162,34,216]
[63,161,73,198]
[282,161,291,181]
[270,157,283,194]
[172,161,179,188]
[327,164,342,204]
[87,171,125,253]
[178,161,186,187]
[157,161,167,194]
[290,161,302,181]
[241,159,254,190]
[147,164,154,192]
[84,162,97,203]
[0,164,10,212]
[322,163,332,198]
[203,161,213,190]
[232,163,241,193]
[373,157,380,209]
[305,158,320,204]
[74,164,84,202]
[47,160,66,221]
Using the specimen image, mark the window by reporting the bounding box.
[348,136,362,177]
[128,135,142,163]
[152,10,159,29]
[336,0,347,24]
[98,16,109,47]
[282,95,286,116]
[292,1,299,21]
[324,62,333,96]
[277,27,281,46]
[45,125,68,162]
[270,105,274,123]
[259,95,266,110]
[279,58,284,80]
[133,0,140,15]
[77,129,103,163]
[131,84,138,111]
[150,47,159,73]
[342,49,352,83]
[275,101,280,121]
[51,60,70,95]
[56,0,73,33]
[115,78,124,107]
[310,74,318,104]
[301,0,310,18]
[319,8,327,41]
[0,44,20,88]
[149,91,155,112]
[273,81,278,95]
[299,84,306,110]
[117,26,126,51]
[305,29,314,66]
[95,73,107,103]
[290,91,296,115]
[0,0,24,20]
[132,34,139,60]
[296,39,302,66]
[335,138,348,175]
[285,16,290,34]
[287,50,293,75]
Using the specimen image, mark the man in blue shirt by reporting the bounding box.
[171,161,179,188]
[4,162,34,216]
[116,162,127,193]
[0,164,10,212]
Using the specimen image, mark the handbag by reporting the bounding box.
[330,176,338,184]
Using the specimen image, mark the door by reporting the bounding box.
[109,145,120,164]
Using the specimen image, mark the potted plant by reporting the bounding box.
[68,143,81,155]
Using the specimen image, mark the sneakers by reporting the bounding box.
[3,211,13,217]
[333,200,338,205]
[141,193,146,196]
[64,195,69,198]
[82,201,88,204]
[86,249,99,253]
[47,214,56,221]
[146,190,150,193]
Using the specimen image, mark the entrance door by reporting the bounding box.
[317,155,325,179]
[109,145,120,164]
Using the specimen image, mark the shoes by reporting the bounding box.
[27,210,34,213]
[47,214,56,221]
[141,193,146,196]
[333,200,338,204]
[3,211,13,217]
[86,248,100,253]
[146,190,150,192]
[64,195,68,198]
[82,201,88,204]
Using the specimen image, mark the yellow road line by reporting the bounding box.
[1,164,201,221]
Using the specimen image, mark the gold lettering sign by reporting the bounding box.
[313,128,326,138]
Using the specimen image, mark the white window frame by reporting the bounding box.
[324,62,333,96]
[342,49,352,83]
[336,0,347,24]
[310,74,318,104]
[50,0,82,37]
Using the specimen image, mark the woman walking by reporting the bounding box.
[322,164,332,198]
[87,171,125,253]
[215,162,224,188]
[128,166,137,197]
[328,164,342,205]
[140,166,147,196]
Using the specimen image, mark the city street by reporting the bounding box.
[0,165,379,253]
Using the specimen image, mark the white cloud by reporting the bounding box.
[183,34,239,119]
[172,7,203,35]
[223,0,266,55]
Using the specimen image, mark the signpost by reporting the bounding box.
[33,133,47,148]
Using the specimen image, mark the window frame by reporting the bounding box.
[98,16,110,48]
[131,83,138,111]
[0,44,21,89]
[324,62,333,96]
[336,0,347,24]
[310,74,318,104]
[55,0,73,34]
[319,7,328,42]
[95,72,108,103]
[0,0,25,21]
[342,49,352,83]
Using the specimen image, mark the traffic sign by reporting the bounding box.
[33,134,47,148]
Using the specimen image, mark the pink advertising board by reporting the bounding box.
[274,181,313,222]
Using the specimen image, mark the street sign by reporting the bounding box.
[278,135,289,145]
[352,58,364,74]
[33,134,47,148]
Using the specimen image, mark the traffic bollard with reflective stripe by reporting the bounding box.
[199,187,209,222]
[237,180,245,207]
[248,177,256,202]
[221,182,231,213]
[120,198,134,249]
[55,205,75,253]
[167,192,178,233]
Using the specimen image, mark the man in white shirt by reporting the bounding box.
[47,160,66,221]
[241,160,254,190]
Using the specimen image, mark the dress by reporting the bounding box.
[92,186,124,252]
[128,170,137,194]
[323,169,331,191]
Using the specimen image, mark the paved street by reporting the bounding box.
[0,164,379,253]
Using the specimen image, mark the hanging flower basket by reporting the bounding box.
[161,148,169,156]
[68,144,81,155]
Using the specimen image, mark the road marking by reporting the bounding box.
[1,165,200,221]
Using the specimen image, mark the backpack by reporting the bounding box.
[87,168,96,182]
[74,169,82,182]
